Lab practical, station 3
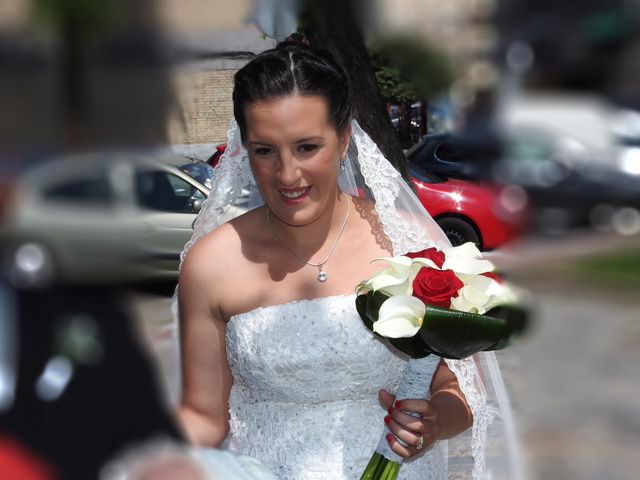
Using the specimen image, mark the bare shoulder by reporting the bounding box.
[179,208,269,319]
[181,224,237,282]
[182,208,266,272]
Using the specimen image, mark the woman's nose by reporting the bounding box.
[277,155,300,185]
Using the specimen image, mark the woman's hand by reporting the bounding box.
[378,360,473,458]
[378,389,441,459]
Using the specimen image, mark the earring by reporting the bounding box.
[340,159,346,171]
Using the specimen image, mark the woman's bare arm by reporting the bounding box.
[428,359,473,440]
[177,240,234,447]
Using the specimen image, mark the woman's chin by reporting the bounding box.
[269,204,323,228]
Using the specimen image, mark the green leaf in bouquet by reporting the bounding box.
[418,304,528,360]
[355,291,529,360]
[355,293,375,331]
[483,305,529,351]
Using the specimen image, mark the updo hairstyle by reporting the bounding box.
[232,42,353,144]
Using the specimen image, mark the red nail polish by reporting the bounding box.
[394,400,402,408]
[387,407,394,414]
[384,415,390,424]
[386,433,393,442]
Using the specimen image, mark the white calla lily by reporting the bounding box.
[358,256,415,296]
[372,295,426,338]
[407,257,442,269]
[441,242,494,276]
[443,241,482,258]
[450,274,515,314]
[451,286,489,314]
[483,281,519,311]
[378,256,413,271]
[368,272,411,296]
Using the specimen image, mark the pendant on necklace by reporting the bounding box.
[317,267,328,282]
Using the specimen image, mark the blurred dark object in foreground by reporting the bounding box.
[0,2,187,478]
[0,433,57,480]
[0,281,182,480]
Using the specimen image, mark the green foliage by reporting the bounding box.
[573,249,640,287]
[369,35,454,101]
[375,66,414,101]
[32,0,114,28]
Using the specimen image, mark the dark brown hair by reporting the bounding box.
[233,42,352,144]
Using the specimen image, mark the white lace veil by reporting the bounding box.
[171,118,524,480]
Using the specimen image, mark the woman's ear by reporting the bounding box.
[340,124,352,158]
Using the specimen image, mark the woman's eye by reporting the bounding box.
[254,147,273,156]
[298,144,318,153]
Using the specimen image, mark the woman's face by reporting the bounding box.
[244,94,350,227]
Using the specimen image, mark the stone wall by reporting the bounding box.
[169,68,237,146]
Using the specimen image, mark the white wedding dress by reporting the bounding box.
[225,294,446,480]
[175,119,521,480]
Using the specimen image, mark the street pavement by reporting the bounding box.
[130,231,640,480]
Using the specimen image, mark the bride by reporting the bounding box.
[176,42,516,479]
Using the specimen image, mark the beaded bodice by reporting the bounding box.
[225,294,445,479]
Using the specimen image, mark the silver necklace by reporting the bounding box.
[266,200,350,282]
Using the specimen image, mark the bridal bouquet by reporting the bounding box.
[355,242,528,480]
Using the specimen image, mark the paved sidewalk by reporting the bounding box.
[495,231,640,479]
[499,293,639,480]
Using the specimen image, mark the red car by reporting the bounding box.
[208,144,527,249]
[409,163,529,250]
[206,144,227,168]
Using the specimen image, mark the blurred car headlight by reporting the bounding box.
[497,184,528,215]
[619,147,640,175]
[592,204,640,236]
[5,242,56,288]
[613,207,640,236]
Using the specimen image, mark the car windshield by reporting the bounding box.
[179,161,215,189]
[408,162,445,184]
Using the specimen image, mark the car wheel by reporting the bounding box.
[436,217,481,248]
[3,240,57,288]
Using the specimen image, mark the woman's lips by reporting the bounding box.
[278,186,311,203]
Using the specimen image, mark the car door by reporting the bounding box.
[32,166,138,280]
[133,166,204,276]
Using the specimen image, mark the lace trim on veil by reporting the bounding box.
[444,356,498,478]
[347,122,450,255]
[179,120,260,268]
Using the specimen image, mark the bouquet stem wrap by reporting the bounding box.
[362,355,441,479]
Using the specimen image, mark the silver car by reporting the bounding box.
[1,152,243,287]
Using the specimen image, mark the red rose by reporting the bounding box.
[406,247,445,268]
[412,267,463,308]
